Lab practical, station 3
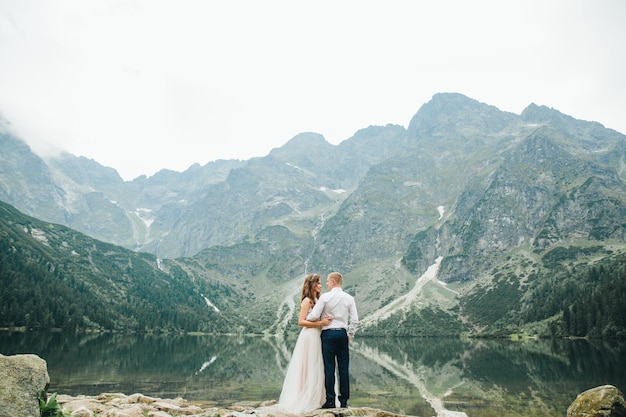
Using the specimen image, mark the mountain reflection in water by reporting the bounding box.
[1,332,624,417]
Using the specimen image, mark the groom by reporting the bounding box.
[307,272,359,408]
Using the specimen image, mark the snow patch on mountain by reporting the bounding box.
[134,208,154,228]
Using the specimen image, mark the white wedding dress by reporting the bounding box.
[277,301,326,414]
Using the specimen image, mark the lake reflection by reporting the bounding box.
[1,332,624,417]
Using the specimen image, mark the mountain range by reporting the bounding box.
[1,92,625,337]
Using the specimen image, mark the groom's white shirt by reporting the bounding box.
[307,287,359,338]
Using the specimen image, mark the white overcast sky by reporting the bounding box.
[1,0,625,180]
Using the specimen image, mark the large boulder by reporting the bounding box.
[567,385,626,417]
[0,353,50,417]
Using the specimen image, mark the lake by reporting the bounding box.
[1,332,625,417]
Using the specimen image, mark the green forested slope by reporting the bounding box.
[0,200,231,332]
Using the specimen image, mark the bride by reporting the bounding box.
[277,274,333,414]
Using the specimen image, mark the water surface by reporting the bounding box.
[1,332,624,417]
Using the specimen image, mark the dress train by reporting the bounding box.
[277,326,326,414]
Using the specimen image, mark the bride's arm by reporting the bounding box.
[298,298,331,328]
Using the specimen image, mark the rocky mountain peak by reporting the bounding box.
[521,102,568,124]
[269,132,331,158]
[407,92,516,137]
[520,102,610,136]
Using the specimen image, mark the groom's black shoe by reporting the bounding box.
[340,403,348,408]
[321,401,335,409]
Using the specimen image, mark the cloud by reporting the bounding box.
[0,0,625,180]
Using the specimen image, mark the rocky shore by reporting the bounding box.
[57,392,406,417]
[51,385,626,417]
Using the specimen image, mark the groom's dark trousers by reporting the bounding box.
[321,328,349,406]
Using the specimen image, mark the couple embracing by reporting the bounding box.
[278,272,359,414]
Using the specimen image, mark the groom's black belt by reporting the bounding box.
[322,328,346,332]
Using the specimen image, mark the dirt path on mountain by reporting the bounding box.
[360,256,444,327]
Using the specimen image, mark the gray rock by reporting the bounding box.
[567,385,626,417]
[70,407,95,417]
[0,353,50,417]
